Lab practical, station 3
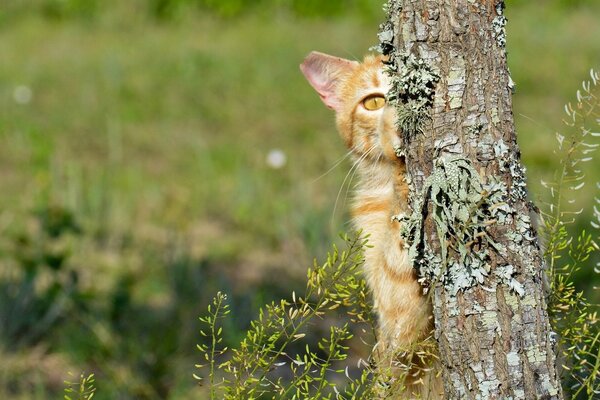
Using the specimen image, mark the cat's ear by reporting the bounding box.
[300,51,358,111]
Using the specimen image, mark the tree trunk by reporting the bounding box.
[380,1,564,398]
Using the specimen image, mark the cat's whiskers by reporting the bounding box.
[375,147,384,164]
[342,143,379,212]
[331,143,377,228]
[310,150,353,183]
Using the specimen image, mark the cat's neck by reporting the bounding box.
[354,156,396,193]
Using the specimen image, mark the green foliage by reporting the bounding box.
[40,0,99,19]
[195,233,379,399]
[541,69,600,398]
[143,0,383,20]
[64,372,97,400]
[0,203,83,348]
[195,291,231,399]
[151,0,255,19]
[5,0,383,20]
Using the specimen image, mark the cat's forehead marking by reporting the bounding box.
[349,70,390,104]
[362,68,390,93]
[361,55,389,89]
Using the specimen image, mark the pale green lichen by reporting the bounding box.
[519,292,538,307]
[526,346,549,364]
[387,51,440,140]
[504,291,520,307]
[480,310,499,330]
[476,379,501,400]
[394,151,532,297]
[540,375,560,396]
[494,264,525,297]
[506,351,520,367]
[397,156,510,295]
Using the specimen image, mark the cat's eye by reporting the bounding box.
[362,95,386,111]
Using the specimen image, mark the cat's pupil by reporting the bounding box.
[363,95,386,111]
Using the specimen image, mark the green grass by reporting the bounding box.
[0,2,599,398]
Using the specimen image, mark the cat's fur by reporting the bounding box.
[301,52,443,399]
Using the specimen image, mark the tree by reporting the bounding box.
[379,0,564,398]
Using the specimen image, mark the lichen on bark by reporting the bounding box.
[394,155,524,297]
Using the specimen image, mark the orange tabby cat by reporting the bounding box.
[300,52,443,399]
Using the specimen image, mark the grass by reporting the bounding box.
[0,2,599,398]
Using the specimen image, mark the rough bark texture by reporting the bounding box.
[381,1,564,398]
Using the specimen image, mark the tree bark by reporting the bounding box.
[380,1,564,398]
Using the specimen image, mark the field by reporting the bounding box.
[1,1,599,398]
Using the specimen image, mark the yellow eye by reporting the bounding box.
[362,95,386,111]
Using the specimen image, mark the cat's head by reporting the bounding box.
[300,51,401,162]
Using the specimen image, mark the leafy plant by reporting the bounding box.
[195,233,380,399]
[64,372,97,400]
[541,69,600,398]
[195,291,231,398]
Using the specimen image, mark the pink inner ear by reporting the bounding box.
[300,52,358,111]
[303,72,338,110]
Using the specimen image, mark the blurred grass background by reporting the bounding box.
[0,0,599,398]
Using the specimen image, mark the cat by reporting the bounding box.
[300,52,443,399]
